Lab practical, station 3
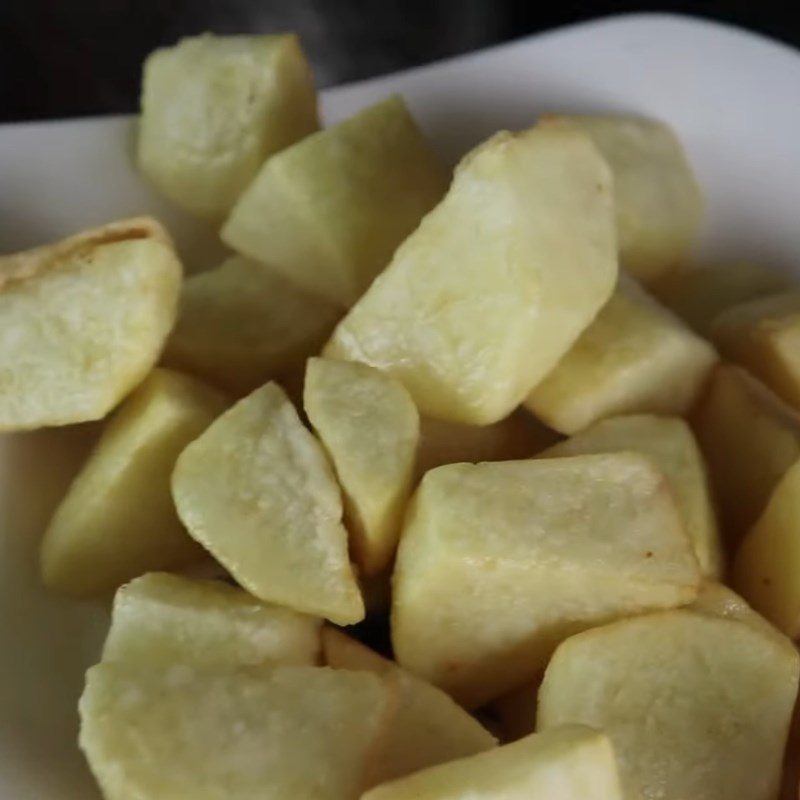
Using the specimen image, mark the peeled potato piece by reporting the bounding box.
[392,453,700,708]
[80,663,391,800]
[222,95,448,306]
[139,34,318,219]
[0,217,182,431]
[325,118,617,424]
[538,610,800,800]
[172,382,364,625]
[526,276,717,434]
[40,368,226,596]
[164,256,341,395]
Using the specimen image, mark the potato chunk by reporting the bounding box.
[362,725,623,800]
[172,382,363,624]
[103,572,320,668]
[538,610,800,800]
[526,277,717,434]
[80,663,390,800]
[304,358,419,575]
[542,414,722,577]
[164,256,341,395]
[325,118,617,424]
[392,453,700,707]
[139,34,318,219]
[40,368,226,596]
[222,95,447,306]
[0,217,181,431]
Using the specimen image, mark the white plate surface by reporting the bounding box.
[2,13,800,798]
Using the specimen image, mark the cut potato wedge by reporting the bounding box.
[304,358,419,575]
[103,572,321,668]
[40,368,227,596]
[542,414,722,577]
[172,381,364,625]
[222,95,448,306]
[324,118,617,424]
[538,610,800,800]
[526,276,717,434]
[392,453,700,708]
[323,628,495,783]
[80,663,390,800]
[163,256,341,395]
[0,217,182,431]
[139,34,318,219]
[362,725,623,800]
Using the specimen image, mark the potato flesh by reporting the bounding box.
[39,368,227,596]
[542,414,722,577]
[526,277,717,434]
[325,119,617,425]
[139,34,318,219]
[172,382,364,625]
[222,95,448,306]
[362,725,623,800]
[392,453,700,708]
[164,256,341,395]
[0,218,181,431]
[538,610,800,800]
[80,663,390,800]
[103,572,321,668]
[304,358,419,575]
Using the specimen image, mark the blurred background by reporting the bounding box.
[1,0,798,122]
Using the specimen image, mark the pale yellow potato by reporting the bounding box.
[40,368,227,596]
[362,725,623,800]
[538,610,800,800]
[693,364,800,544]
[325,118,617,424]
[163,256,341,395]
[323,628,495,783]
[711,291,800,411]
[542,414,722,577]
[564,114,703,284]
[526,277,717,434]
[304,358,419,575]
[103,572,321,668]
[0,217,182,431]
[653,262,791,336]
[80,663,391,800]
[222,95,448,306]
[172,381,363,625]
[139,34,318,219]
[392,453,700,708]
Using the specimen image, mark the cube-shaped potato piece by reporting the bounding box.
[163,256,341,395]
[564,114,703,284]
[103,572,321,668]
[711,291,800,411]
[542,414,722,577]
[653,262,791,336]
[526,277,717,434]
[325,119,617,424]
[80,663,391,800]
[363,725,623,800]
[538,610,800,800]
[392,453,700,708]
[323,628,495,783]
[692,364,800,544]
[40,368,227,596]
[172,382,363,625]
[139,34,318,219]
[304,358,419,575]
[222,95,448,306]
[0,217,182,431]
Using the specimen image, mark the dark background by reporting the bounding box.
[1,0,798,123]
